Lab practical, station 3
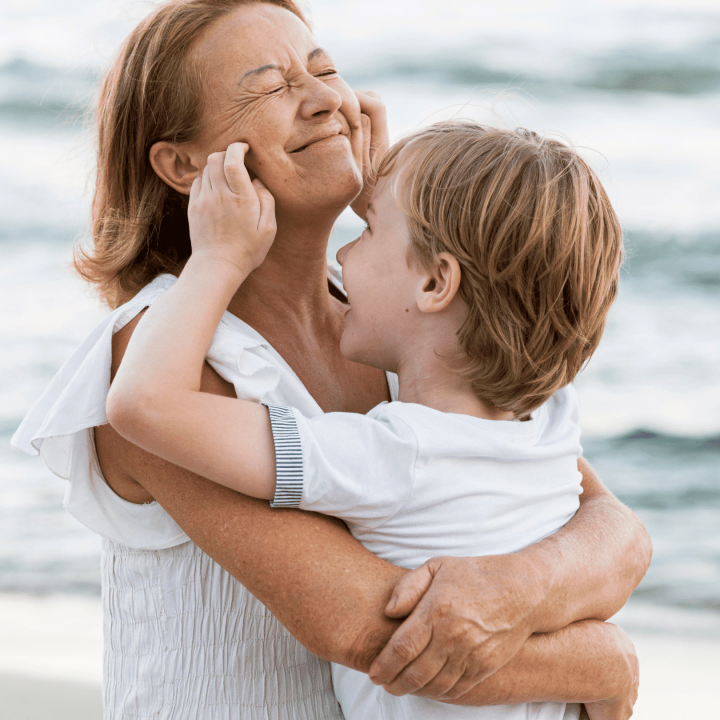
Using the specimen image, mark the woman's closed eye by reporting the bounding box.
[266,70,335,94]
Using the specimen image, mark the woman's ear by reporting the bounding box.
[149,141,202,195]
[416,252,462,314]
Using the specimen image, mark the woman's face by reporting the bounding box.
[188,3,364,215]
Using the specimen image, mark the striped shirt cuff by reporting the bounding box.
[265,405,304,508]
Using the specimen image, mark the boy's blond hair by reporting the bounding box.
[377,121,623,416]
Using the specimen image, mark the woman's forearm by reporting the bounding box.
[446,620,638,708]
[524,458,652,632]
[103,318,649,705]
[100,412,639,712]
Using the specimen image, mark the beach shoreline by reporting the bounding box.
[0,674,102,720]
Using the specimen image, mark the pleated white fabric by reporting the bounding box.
[12,270,378,719]
[101,539,342,720]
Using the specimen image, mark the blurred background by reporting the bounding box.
[1,0,718,717]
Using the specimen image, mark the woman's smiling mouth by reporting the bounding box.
[289,129,346,153]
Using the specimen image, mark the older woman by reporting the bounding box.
[13,1,649,718]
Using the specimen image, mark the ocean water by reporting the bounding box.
[0,0,719,635]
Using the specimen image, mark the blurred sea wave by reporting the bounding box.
[0,0,718,636]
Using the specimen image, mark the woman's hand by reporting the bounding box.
[188,142,276,276]
[367,463,650,702]
[350,90,389,220]
[368,553,544,698]
[581,624,639,720]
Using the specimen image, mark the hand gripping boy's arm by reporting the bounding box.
[107,143,280,500]
[364,459,650,701]
[103,319,643,719]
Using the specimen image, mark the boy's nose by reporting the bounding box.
[336,238,359,266]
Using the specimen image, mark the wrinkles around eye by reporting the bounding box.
[267,71,337,93]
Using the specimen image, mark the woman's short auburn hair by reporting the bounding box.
[377,121,623,416]
[75,0,307,309]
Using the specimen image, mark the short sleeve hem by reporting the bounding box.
[266,405,304,508]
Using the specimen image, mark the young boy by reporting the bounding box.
[107,121,623,720]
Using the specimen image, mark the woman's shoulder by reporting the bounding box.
[10,274,194,548]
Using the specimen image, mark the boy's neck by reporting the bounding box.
[396,353,515,422]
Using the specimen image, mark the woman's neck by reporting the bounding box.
[221,209,389,415]
[225,211,340,332]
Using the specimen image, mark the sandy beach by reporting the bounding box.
[1,593,718,720]
[0,594,103,719]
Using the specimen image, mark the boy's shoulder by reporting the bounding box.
[375,386,581,462]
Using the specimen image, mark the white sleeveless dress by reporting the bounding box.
[12,270,398,720]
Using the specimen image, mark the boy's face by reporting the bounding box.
[336,175,425,371]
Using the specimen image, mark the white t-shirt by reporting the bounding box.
[266,389,584,720]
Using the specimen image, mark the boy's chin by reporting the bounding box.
[339,333,388,372]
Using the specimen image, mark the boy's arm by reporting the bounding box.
[107,144,280,500]
[106,255,278,500]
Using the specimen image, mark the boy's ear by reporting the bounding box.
[149,141,203,195]
[416,252,462,314]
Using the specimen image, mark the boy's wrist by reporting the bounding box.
[184,251,255,287]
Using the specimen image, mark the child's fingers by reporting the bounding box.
[190,175,202,202]
[189,176,202,213]
[361,114,371,174]
[205,151,228,192]
[356,90,389,161]
[201,162,213,193]
[252,179,276,233]
[224,142,254,197]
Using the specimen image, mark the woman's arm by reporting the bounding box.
[99,319,647,712]
[431,620,638,718]
[106,255,651,703]
[366,458,652,697]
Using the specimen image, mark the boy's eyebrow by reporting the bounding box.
[240,48,330,84]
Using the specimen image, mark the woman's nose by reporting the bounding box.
[299,75,343,119]
[336,238,359,266]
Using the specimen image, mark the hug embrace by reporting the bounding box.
[13,1,651,719]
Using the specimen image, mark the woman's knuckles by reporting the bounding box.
[395,667,429,693]
[386,633,426,665]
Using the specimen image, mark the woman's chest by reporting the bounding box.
[274,339,390,414]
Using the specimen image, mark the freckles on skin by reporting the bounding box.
[199,89,295,191]
[186,4,363,211]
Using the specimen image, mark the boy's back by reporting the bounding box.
[268,385,584,719]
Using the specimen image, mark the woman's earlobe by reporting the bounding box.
[149,142,201,195]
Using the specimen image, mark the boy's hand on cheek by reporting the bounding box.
[188,142,277,277]
[350,90,389,221]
